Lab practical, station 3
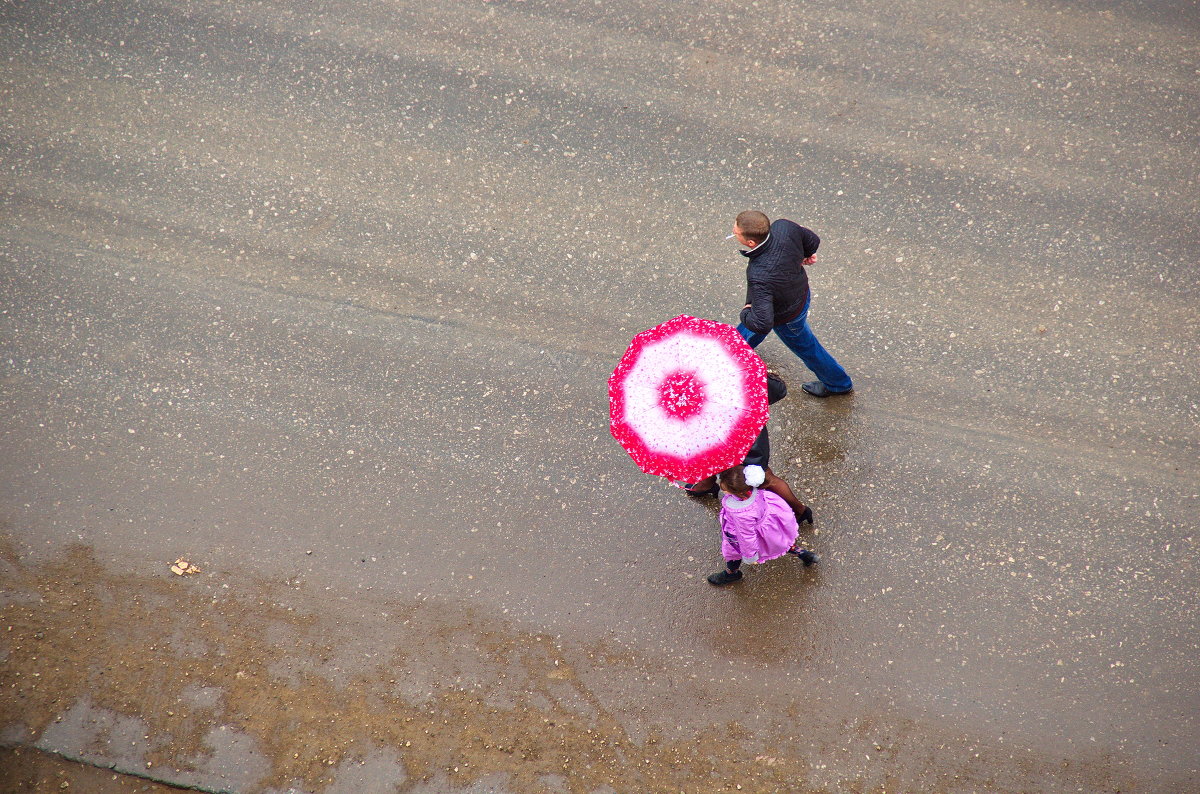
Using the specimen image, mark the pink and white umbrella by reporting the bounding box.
[608,315,769,482]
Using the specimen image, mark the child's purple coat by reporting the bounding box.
[719,488,800,564]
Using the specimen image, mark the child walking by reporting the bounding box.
[708,464,819,586]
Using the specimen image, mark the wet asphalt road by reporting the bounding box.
[1,0,1198,791]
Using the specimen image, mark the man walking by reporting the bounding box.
[731,210,853,397]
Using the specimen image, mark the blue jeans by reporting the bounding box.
[738,300,853,392]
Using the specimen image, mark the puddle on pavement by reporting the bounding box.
[0,535,1146,792]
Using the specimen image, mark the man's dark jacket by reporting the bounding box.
[739,218,820,335]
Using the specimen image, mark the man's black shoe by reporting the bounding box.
[801,381,852,398]
[707,569,743,586]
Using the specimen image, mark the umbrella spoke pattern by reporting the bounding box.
[609,315,769,482]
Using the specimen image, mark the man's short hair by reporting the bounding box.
[735,210,770,243]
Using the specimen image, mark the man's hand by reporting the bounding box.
[744,303,752,310]
[802,254,818,266]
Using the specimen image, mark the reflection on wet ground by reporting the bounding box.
[0,540,1151,792]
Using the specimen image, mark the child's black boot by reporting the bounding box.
[791,549,820,567]
[707,568,743,586]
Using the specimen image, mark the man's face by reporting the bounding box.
[731,223,757,248]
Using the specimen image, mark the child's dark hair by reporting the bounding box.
[719,465,752,498]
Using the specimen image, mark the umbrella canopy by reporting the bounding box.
[608,315,769,482]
